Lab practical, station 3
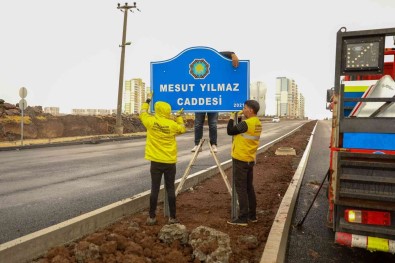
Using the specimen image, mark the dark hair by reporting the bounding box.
[244,100,260,114]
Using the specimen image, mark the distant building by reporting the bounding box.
[249,81,267,116]
[71,109,116,116]
[289,79,298,118]
[276,77,289,117]
[298,93,305,119]
[275,77,305,118]
[44,107,60,116]
[123,78,147,114]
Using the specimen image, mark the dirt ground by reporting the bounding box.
[34,120,317,263]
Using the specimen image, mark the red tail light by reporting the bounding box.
[344,209,391,226]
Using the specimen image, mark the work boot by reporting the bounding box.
[227,218,248,226]
[191,145,202,152]
[249,216,258,223]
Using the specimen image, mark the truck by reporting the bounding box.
[327,27,395,253]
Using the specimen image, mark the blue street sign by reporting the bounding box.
[150,46,249,112]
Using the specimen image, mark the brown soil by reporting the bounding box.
[33,121,317,263]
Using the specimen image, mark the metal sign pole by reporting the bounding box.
[19,87,28,147]
[21,108,24,146]
[163,187,169,217]
[231,113,239,220]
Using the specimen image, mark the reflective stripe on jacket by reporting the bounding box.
[140,101,186,164]
[231,116,262,162]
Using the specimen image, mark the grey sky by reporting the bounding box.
[1,0,395,119]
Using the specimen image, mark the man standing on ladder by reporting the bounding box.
[191,51,239,153]
[226,100,262,226]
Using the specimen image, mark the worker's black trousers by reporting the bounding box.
[233,158,257,221]
[149,161,176,219]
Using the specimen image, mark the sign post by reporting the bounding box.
[19,87,28,146]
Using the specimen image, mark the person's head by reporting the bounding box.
[243,100,260,118]
[154,101,171,119]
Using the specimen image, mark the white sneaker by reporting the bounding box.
[146,217,157,226]
[191,145,202,152]
[211,145,218,153]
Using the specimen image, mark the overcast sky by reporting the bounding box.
[1,0,395,119]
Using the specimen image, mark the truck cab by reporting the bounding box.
[328,27,395,253]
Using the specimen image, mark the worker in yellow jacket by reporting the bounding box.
[140,96,186,225]
[227,100,262,226]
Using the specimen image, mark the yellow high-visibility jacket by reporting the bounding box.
[231,116,262,162]
[140,101,186,164]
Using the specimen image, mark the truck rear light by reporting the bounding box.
[344,209,391,226]
[345,210,362,223]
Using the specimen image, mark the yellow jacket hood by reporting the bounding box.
[140,101,186,163]
[154,101,171,119]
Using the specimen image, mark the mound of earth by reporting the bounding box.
[33,121,317,263]
[0,101,199,141]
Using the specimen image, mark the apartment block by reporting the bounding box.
[275,77,305,118]
[298,93,305,119]
[123,78,146,114]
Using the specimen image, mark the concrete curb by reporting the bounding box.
[0,123,307,263]
[260,122,317,263]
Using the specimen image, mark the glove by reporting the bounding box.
[176,108,184,117]
[230,110,243,120]
[146,92,153,103]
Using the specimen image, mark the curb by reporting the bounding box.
[260,122,317,263]
[0,123,308,263]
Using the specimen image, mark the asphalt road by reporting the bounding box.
[285,120,395,263]
[0,120,307,244]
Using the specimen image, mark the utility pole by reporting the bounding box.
[115,2,139,135]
